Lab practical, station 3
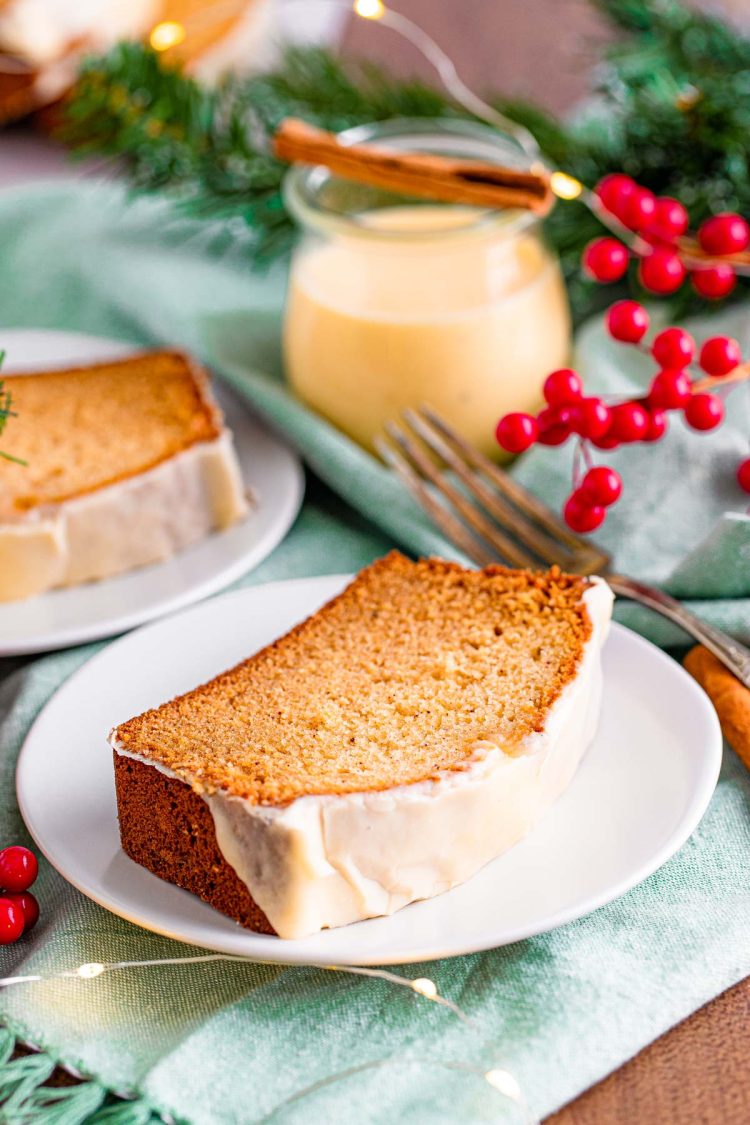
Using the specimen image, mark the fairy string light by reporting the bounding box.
[350,0,539,160]
[258,1058,530,1124]
[146,0,537,160]
[1,953,459,1014]
[146,0,750,289]
[5,0,750,294]
[0,956,476,1035]
[7,0,747,296]
[0,952,535,1122]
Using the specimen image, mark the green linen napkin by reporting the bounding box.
[0,179,749,1124]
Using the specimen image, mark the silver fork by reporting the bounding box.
[376,404,750,690]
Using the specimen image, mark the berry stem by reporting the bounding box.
[585,189,750,276]
[691,362,750,394]
[572,441,584,490]
[676,238,750,275]
[580,439,594,470]
[616,338,749,395]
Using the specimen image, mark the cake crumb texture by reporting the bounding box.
[1,350,222,516]
[115,553,593,806]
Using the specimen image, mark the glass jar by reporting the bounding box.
[282,118,571,458]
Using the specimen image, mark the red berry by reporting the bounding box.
[645,197,689,241]
[581,466,622,507]
[595,174,637,221]
[648,368,692,410]
[574,397,612,440]
[623,186,657,232]
[543,368,583,406]
[606,300,650,344]
[691,264,736,300]
[0,846,38,893]
[582,238,629,282]
[6,892,39,933]
[496,412,538,454]
[638,247,686,294]
[610,401,650,443]
[737,458,750,493]
[699,335,742,376]
[684,393,724,431]
[0,897,24,944]
[537,406,571,446]
[591,433,621,450]
[644,409,668,442]
[564,491,606,533]
[651,327,695,368]
[698,213,750,256]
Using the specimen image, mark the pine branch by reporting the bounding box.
[0,350,24,464]
[0,350,8,440]
[60,1,750,318]
[61,44,472,264]
[592,0,686,33]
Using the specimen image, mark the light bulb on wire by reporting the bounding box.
[0,952,536,1121]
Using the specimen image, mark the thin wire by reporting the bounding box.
[0,0,539,153]
[4,0,750,280]
[325,963,476,1025]
[2,955,470,1026]
[258,1057,536,1123]
[0,953,535,1119]
[367,7,540,160]
[0,973,44,986]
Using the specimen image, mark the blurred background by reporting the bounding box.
[0,0,746,187]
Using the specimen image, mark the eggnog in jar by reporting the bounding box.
[283,121,571,457]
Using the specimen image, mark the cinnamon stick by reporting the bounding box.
[684,644,750,770]
[273,117,553,216]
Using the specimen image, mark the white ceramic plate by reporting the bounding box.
[0,329,304,655]
[17,574,722,966]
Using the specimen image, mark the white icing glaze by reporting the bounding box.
[113,579,613,940]
[0,431,248,602]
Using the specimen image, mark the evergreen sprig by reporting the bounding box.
[0,350,23,464]
[61,0,750,318]
[0,351,9,441]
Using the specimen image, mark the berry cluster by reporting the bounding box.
[582,173,750,299]
[495,302,748,532]
[0,845,40,944]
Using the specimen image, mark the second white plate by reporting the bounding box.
[17,574,722,965]
[0,329,304,654]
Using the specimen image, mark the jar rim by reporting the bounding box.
[282,117,544,242]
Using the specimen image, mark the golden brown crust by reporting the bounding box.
[114,553,592,806]
[114,752,275,934]
[1,349,223,515]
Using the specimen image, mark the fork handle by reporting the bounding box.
[608,573,750,690]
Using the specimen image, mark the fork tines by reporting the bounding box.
[375,406,610,576]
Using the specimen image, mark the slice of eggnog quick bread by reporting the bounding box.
[1,351,220,514]
[0,350,248,601]
[116,554,593,802]
[112,553,613,938]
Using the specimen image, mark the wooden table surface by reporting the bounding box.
[2,0,748,1118]
[549,977,750,1123]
